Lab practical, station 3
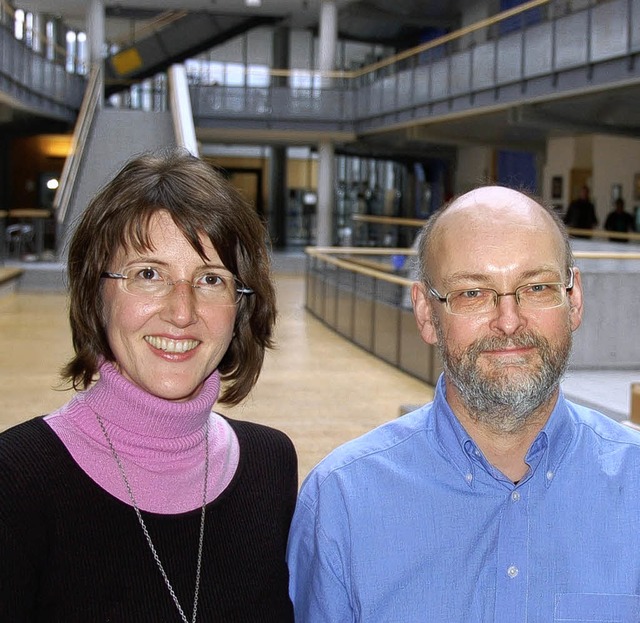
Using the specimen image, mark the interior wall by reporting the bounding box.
[591,134,640,224]
[543,136,576,211]
[288,157,317,189]
[454,146,494,194]
[544,133,640,224]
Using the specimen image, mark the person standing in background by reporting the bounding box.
[604,197,636,242]
[563,185,597,237]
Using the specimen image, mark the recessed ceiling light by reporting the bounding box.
[245,0,262,6]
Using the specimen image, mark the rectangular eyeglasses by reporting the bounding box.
[428,268,575,316]
[101,266,253,306]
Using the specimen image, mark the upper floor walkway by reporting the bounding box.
[1,0,639,144]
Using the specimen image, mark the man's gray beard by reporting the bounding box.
[433,318,571,434]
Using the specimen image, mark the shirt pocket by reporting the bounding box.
[554,592,640,622]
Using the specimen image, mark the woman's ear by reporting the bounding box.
[411,282,439,345]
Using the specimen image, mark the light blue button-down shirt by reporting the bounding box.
[287,376,640,622]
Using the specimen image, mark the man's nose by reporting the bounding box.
[491,292,525,335]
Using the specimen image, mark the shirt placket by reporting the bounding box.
[492,477,530,621]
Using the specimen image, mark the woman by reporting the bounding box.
[0,150,297,622]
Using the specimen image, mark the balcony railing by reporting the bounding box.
[306,245,640,386]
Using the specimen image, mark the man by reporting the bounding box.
[604,197,636,242]
[563,184,597,237]
[287,186,640,622]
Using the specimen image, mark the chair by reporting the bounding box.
[5,223,34,259]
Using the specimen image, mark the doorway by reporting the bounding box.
[225,168,264,218]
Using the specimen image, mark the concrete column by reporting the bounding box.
[268,146,288,247]
[316,141,335,247]
[315,1,337,247]
[87,0,105,67]
[273,25,289,86]
[268,26,289,247]
[318,0,337,79]
[86,0,105,104]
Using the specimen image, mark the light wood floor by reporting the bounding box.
[0,274,433,480]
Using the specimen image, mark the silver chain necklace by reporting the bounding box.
[94,411,209,623]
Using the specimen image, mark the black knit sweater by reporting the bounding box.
[0,416,297,622]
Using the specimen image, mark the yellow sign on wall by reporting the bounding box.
[110,48,144,76]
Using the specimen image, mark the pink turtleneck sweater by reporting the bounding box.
[45,362,239,514]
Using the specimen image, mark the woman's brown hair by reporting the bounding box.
[63,148,276,405]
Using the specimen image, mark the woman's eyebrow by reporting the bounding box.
[119,257,231,272]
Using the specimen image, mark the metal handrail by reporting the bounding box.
[351,215,640,243]
[108,10,187,47]
[306,246,640,289]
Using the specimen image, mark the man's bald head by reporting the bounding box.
[416,186,573,286]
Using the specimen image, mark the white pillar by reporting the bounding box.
[87,0,105,104]
[318,0,337,79]
[87,0,105,66]
[316,1,337,247]
[316,141,335,247]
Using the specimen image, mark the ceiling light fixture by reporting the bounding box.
[245,0,262,6]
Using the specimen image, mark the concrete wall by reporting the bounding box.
[570,255,640,369]
[455,146,493,193]
[543,136,579,209]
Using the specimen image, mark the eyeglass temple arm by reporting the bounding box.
[566,267,575,290]
[427,286,447,303]
[101,271,125,279]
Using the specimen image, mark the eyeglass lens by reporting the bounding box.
[447,283,567,314]
[121,267,242,303]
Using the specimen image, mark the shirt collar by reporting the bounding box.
[532,389,575,488]
[432,375,478,486]
[432,374,576,489]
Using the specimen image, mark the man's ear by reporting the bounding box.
[568,267,584,332]
[411,282,439,345]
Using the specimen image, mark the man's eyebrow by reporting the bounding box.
[440,272,493,289]
[517,267,565,282]
[441,266,564,289]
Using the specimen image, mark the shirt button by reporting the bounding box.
[465,472,473,483]
[507,565,519,578]
[546,471,554,481]
[511,491,521,502]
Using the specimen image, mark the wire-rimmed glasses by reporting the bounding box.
[428,268,574,316]
[101,266,253,306]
